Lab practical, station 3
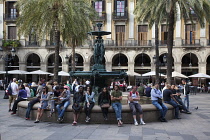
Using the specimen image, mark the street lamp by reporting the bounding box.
[0,46,16,85]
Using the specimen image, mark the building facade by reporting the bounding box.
[0,0,210,85]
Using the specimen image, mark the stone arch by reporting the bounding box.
[110,52,130,63]
[68,53,84,66]
[26,53,41,66]
[134,53,151,66]
[181,52,202,63]
[24,52,43,63]
[112,53,128,66]
[159,52,177,63]
[181,53,198,67]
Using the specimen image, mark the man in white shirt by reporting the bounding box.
[9,78,19,112]
[24,83,31,97]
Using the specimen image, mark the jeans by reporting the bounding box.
[12,98,26,113]
[101,108,109,118]
[112,102,122,121]
[164,99,179,118]
[25,103,33,118]
[84,102,95,117]
[56,101,70,118]
[177,98,189,112]
[152,100,168,119]
[183,94,189,110]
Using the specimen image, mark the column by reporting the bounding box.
[19,62,27,71]
[83,62,90,71]
[199,62,206,74]
[175,4,182,46]
[62,62,69,72]
[106,62,112,72]
[200,20,207,46]
[40,62,47,71]
[151,24,155,46]
[129,0,134,39]
[0,4,3,39]
[174,62,182,73]
[106,0,112,39]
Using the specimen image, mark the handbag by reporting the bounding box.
[101,103,110,108]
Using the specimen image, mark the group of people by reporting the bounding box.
[8,77,192,126]
[151,79,191,122]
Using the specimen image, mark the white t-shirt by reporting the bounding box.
[128,92,139,104]
[25,87,31,97]
[10,82,19,95]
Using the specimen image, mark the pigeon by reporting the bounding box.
[194,106,198,110]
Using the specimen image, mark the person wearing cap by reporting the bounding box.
[56,85,71,123]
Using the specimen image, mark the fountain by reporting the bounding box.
[70,23,127,92]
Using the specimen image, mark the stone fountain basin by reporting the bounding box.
[17,98,174,124]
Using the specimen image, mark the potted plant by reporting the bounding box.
[2,40,21,48]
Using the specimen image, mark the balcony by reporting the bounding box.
[26,41,39,47]
[182,39,201,46]
[93,13,106,22]
[104,40,152,47]
[4,14,18,21]
[112,11,128,21]
[159,40,175,46]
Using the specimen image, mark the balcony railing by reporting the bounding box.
[182,39,200,46]
[93,13,106,21]
[112,11,128,21]
[159,40,175,46]
[103,40,152,47]
[4,14,18,21]
[46,40,56,46]
[26,41,39,46]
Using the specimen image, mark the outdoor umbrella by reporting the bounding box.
[142,71,166,77]
[0,71,6,74]
[188,73,210,78]
[172,71,188,78]
[26,70,52,75]
[8,70,28,74]
[189,73,210,87]
[126,71,141,85]
[26,70,52,81]
[49,71,69,76]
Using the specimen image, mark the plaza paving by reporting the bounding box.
[0,90,210,140]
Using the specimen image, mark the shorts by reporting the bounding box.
[9,95,17,103]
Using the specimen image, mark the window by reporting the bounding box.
[8,26,16,39]
[29,28,38,46]
[116,0,125,16]
[161,25,168,45]
[95,1,103,17]
[138,25,148,46]
[116,25,125,46]
[185,24,196,45]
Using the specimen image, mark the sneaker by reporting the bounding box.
[34,120,39,123]
[57,118,62,122]
[85,119,89,123]
[186,111,192,114]
[25,118,30,120]
[118,121,122,127]
[134,121,138,126]
[8,109,12,112]
[140,121,146,125]
[72,121,77,126]
[11,112,16,115]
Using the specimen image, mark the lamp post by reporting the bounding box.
[153,54,167,85]
[0,46,16,86]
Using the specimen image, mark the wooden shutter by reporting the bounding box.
[116,25,125,46]
[8,26,16,39]
[192,31,196,44]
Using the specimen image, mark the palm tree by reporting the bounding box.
[16,0,96,82]
[134,0,210,84]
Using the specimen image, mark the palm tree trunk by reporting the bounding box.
[53,30,60,82]
[166,10,175,85]
[71,39,76,71]
[155,22,160,85]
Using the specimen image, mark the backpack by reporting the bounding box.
[30,89,35,97]
[7,84,13,95]
[129,91,139,96]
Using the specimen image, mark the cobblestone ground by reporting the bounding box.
[1,90,210,140]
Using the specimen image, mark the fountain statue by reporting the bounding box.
[70,23,126,92]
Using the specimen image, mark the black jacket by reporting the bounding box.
[98,92,111,106]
